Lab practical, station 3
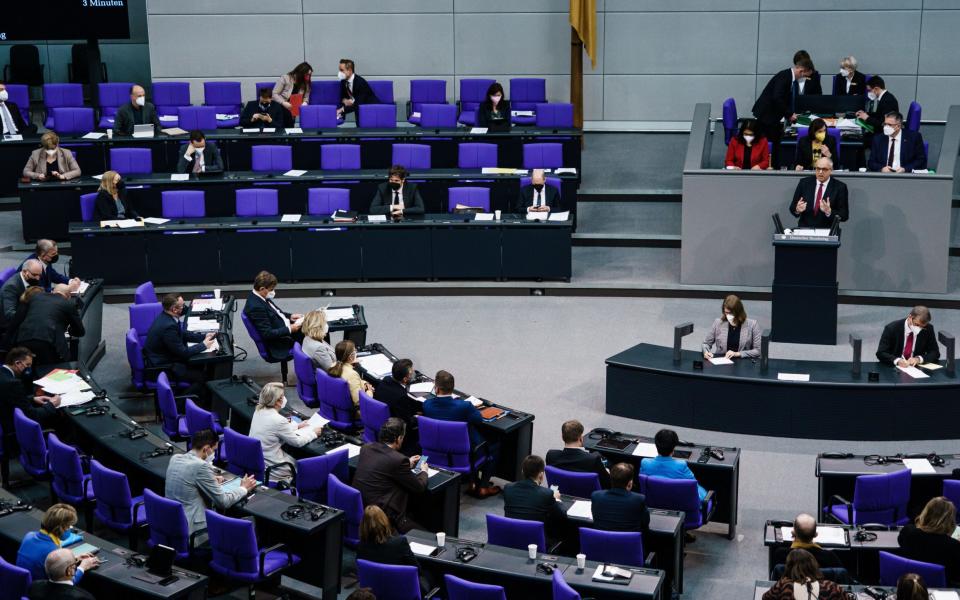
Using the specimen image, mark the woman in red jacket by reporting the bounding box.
[725,118,770,170]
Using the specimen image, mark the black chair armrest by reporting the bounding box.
[644,550,656,569]
[424,586,441,599]
[188,528,207,551]
[264,462,297,489]
[547,539,563,554]
[82,477,92,500]
[132,500,146,529]
[825,494,853,525]
[701,490,716,522]
[405,100,412,119]
[258,542,292,576]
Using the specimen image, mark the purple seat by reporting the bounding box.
[523,143,564,169]
[486,513,546,552]
[4,84,31,123]
[235,188,279,216]
[129,302,162,345]
[316,368,360,431]
[90,459,146,548]
[359,391,390,443]
[722,98,738,145]
[357,559,422,600]
[255,81,274,98]
[544,465,600,498]
[408,79,447,124]
[239,311,291,384]
[391,143,431,169]
[825,468,911,526]
[0,267,18,286]
[368,80,394,105]
[445,574,506,600]
[156,372,188,440]
[13,409,49,480]
[292,342,319,407]
[418,104,457,129]
[153,82,192,125]
[48,432,94,509]
[50,107,94,135]
[327,474,362,548]
[458,79,496,126]
[320,144,361,170]
[535,103,574,129]
[110,147,153,176]
[251,145,292,173]
[125,329,149,390]
[795,125,842,165]
[299,104,339,129]
[42,83,84,129]
[0,556,31,600]
[295,450,348,503]
[879,551,945,587]
[143,488,192,561]
[223,427,291,487]
[520,175,562,198]
[358,104,396,128]
[96,82,133,128]
[161,190,206,219]
[306,188,350,216]
[80,192,98,222]
[177,106,217,131]
[510,78,547,125]
[552,570,581,600]
[134,281,157,304]
[185,397,223,437]
[906,101,921,132]
[447,187,490,212]
[205,509,300,588]
[579,528,645,568]
[458,143,498,169]
[312,81,341,106]
[944,480,960,507]
[418,416,485,478]
[202,81,242,128]
[642,474,715,530]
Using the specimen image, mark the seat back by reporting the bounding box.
[80,192,98,222]
[161,190,206,219]
[239,311,270,359]
[292,343,320,407]
[205,509,261,580]
[4,84,31,124]
[458,79,496,125]
[327,474,363,547]
[444,574,507,600]
[418,416,472,473]
[295,450,349,503]
[251,145,292,172]
[0,266,18,286]
[0,556,32,600]
[552,569,581,600]
[643,475,704,528]
[202,81,242,110]
[153,82,191,115]
[486,513,546,552]
[447,187,490,212]
[156,372,183,439]
[306,188,350,216]
[235,188,279,217]
[410,79,447,114]
[50,107,94,134]
[255,81,274,98]
[320,144,361,170]
[312,81,341,105]
[90,459,136,528]
[177,106,218,131]
[125,328,146,389]
[544,466,601,498]
[943,480,960,507]
[906,101,921,132]
[722,98,738,145]
[523,143,564,169]
[316,368,357,430]
[878,551,946,587]
[535,103,574,128]
[143,488,190,557]
[509,78,547,109]
[356,559,421,600]
[47,432,87,502]
[359,391,390,443]
[419,104,457,128]
[368,80,393,104]
[43,83,84,110]
[519,176,562,197]
[185,398,219,438]
[97,82,133,118]
[128,302,162,343]
[579,528,644,567]
[852,469,911,525]
[223,427,267,481]
[110,147,153,176]
[458,143,498,169]
[358,104,396,128]
[391,143,431,169]
[133,281,157,304]
[13,408,48,478]
[8,45,43,86]
[300,104,339,129]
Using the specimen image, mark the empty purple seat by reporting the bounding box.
[295,450,348,503]
[906,101,921,133]
[50,107,94,135]
[722,98,738,145]
[458,79,495,126]
[161,190,206,218]
[43,83,84,129]
[458,143,498,169]
[408,79,447,124]
[312,81,341,105]
[80,192,98,222]
[368,80,394,105]
[203,81,242,128]
[510,78,547,125]
[535,103,574,128]
[0,556,32,600]
[177,106,218,131]
[110,147,153,176]
[251,145,293,172]
[448,187,490,212]
[153,81,191,126]
[134,281,157,305]
[358,104,396,128]
[205,509,300,591]
[320,144,361,170]
[879,551,945,587]
[357,559,422,600]
[523,143,564,169]
[236,189,279,217]
[445,574,506,600]
[824,468,911,526]
[419,104,457,128]
[391,143,431,169]
[579,528,646,568]
[327,474,362,547]
[359,391,390,443]
[307,188,350,215]
[97,82,133,128]
[4,84,31,123]
[486,513,546,552]
[553,570,581,600]
[299,104,339,129]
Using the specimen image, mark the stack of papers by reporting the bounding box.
[593,564,633,582]
[161,127,188,136]
[897,365,930,379]
[566,500,593,519]
[555,167,577,174]
[283,170,307,177]
[526,213,549,221]
[72,281,90,296]
[357,353,394,378]
[100,219,144,229]
[470,127,488,134]
[170,174,190,181]
[159,115,179,122]
[408,542,436,556]
[60,390,97,407]
[2,134,24,141]
[333,443,362,458]
[707,356,734,366]
[307,412,329,428]
[474,213,494,221]
[632,442,658,458]
[285,128,303,134]
[324,308,354,322]
[281,214,302,222]
[81,132,105,140]
[186,317,219,332]
[481,167,516,174]
[778,373,810,382]
[408,382,436,394]
[188,340,219,353]
[931,591,960,600]
[191,298,223,312]
[35,370,91,395]
[367,215,387,223]
[511,110,534,117]
[780,526,846,545]
[903,458,936,474]
[216,114,239,120]
[548,211,570,222]
[143,217,170,225]
[465,396,483,408]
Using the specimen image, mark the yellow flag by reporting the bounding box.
[570,0,597,69]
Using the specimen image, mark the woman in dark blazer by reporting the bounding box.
[92,170,139,221]
[476,82,510,130]
[724,119,769,170]
[833,56,867,96]
[795,118,837,171]
[357,505,433,590]
[702,294,762,360]
[897,496,960,584]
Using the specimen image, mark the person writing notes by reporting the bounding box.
[867,111,926,173]
[795,118,836,171]
[702,295,762,361]
[22,132,81,181]
[876,306,940,368]
[273,62,312,128]
[789,157,849,229]
[724,119,769,170]
[369,165,425,218]
[516,169,558,213]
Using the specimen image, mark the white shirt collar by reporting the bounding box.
[52,579,74,586]
[817,177,830,189]
[347,74,355,85]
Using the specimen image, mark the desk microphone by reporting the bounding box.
[112,413,148,439]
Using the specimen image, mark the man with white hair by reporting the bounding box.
[27,548,96,599]
[515,169,559,214]
[788,157,849,229]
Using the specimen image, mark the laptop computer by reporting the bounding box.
[132,124,155,138]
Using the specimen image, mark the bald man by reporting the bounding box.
[113,84,161,136]
[14,285,85,365]
[27,548,96,600]
[1,259,42,325]
[515,169,559,214]
[772,513,842,569]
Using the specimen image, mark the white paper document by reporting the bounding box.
[191,298,223,312]
[931,591,960,600]
[281,214,302,222]
[897,365,930,379]
[338,443,361,458]
[903,458,936,474]
[791,228,832,237]
[548,211,570,222]
[410,112,421,119]
[241,128,260,133]
[101,219,144,228]
[919,362,943,370]
[707,357,734,365]
[409,382,436,394]
[465,396,483,408]
[307,411,329,428]
[186,317,219,332]
[473,213,494,221]
[40,377,91,395]
[780,525,846,545]
[216,114,239,120]
[470,127,488,134]
[81,132,105,140]
[285,127,303,134]
[554,167,577,175]
[511,110,535,117]
[357,353,394,378]
[159,115,178,122]
[526,212,548,221]
[59,390,97,407]
[593,565,633,582]
[408,542,436,557]
[143,217,170,225]
[283,170,307,177]
[367,215,387,223]
[132,131,154,139]
[778,373,810,382]
[632,442,659,458]
[2,134,24,141]
[72,281,90,296]
[170,174,190,181]
[262,128,276,133]
[324,308,355,322]
[188,340,219,353]
[566,500,593,520]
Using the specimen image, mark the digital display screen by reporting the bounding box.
[2,1,130,41]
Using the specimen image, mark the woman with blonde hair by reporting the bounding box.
[301,309,336,370]
[93,169,138,221]
[702,294,763,361]
[16,503,99,582]
[248,381,323,483]
[22,131,81,181]
[898,496,960,584]
[328,339,372,409]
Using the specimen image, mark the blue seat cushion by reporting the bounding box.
[261,548,301,576]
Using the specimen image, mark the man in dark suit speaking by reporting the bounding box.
[752,50,819,168]
[545,419,610,488]
[876,306,940,368]
[789,157,849,229]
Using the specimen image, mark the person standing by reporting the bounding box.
[272,62,312,127]
[788,157,849,229]
[337,58,378,118]
[752,51,817,168]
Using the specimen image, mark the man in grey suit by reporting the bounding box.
[113,84,161,136]
[164,429,256,534]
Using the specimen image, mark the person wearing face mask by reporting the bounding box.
[337,58,378,119]
[374,358,421,454]
[112,84,161,136]
[0,82,36,136]
[0,347,61,438]
[867,111,926,173]
[790,157,849,228]
[249,382,323,484]
[856,76,898,137]
[93,170,139,222]
[369,165,425,218]
[144,293,216,398]
[702,294,762,361]
[795,118,836,171]
[240,87,285,129]
[273,62,312,128]
[14,284,85,365]
[176,129,224,174]
[502,455,564,545]
[516,168,560,213]
[21,239,79,292]
[1,260,43,325]
[243,270,304,369]
[165,429,256,535]
[22,132,81,181]
[876,305,940,368]
[327,339,373,412]
[833,56,866,96]
[724,118,770,170]
[752,51,818,169]
[476,82,511,131]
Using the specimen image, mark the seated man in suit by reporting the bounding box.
[243,270,303,362]
[113,84,161,136]
[876,305,940,368]
[176,129,224,174]
[503,455,564,544]
[0,83,37,136]
[867,111,926,173]
[14,285,84,365]
[856,76,899,139]
[22,239,79,292]
[0,347,61,435]
[240,87,285,129]
[789,157,849,229]
[1,260,42,326]
[752,50,818,168]
[545,419,610,489]
[772,513,842,570]
[338,58,379,117]
[369,165,425,218]
[28,549,96,600]
[516,169,559,214]
[422,370,501,498]
[590,462,649,532]
[144,293,216,398]
[374,358,421,454]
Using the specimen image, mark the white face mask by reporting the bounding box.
[0,90,7,102]
[883,125,896,137]
[337,71,347,81]
[742,135,754,143]
[839,68,850,78]
[204,449,215,464]
[910,324,922,335]
[726,314,736,324]
[45,149,57,156]
[867,91,877,101]
[135,96,145,107]
[266,290,276,300]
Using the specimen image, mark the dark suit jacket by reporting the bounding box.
[21,254,68,292]
[789,176,849,228]
[545,447,610,489]
[28,580,95,600]
[867,129,926,172]
[340,75,379,114]
[863,90,899,134]
[1,100,36,135]
[353,442,428,530]
[503,479,564,533]
[795,135,838,170]
[93,188,139,221]
[477,100,511,129]
[1,274,27,325]
[752,69,819,125]
[515,184,559,213]
[143,312,205,367]
[356,535,420,569]
[175,143,224,174]
[0,366,58,434]
[369,183,425,216]
[771,543,842,571]
[15,293,84,361]
[834,71,867,96]
[239,100,285,128]
[876,319,940,365]
[374,376,419,425]
[113,101,161,136]
[897,524,960,584]
[242,292,294,361]
[590,487,650,532]
[422,395,484,447]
